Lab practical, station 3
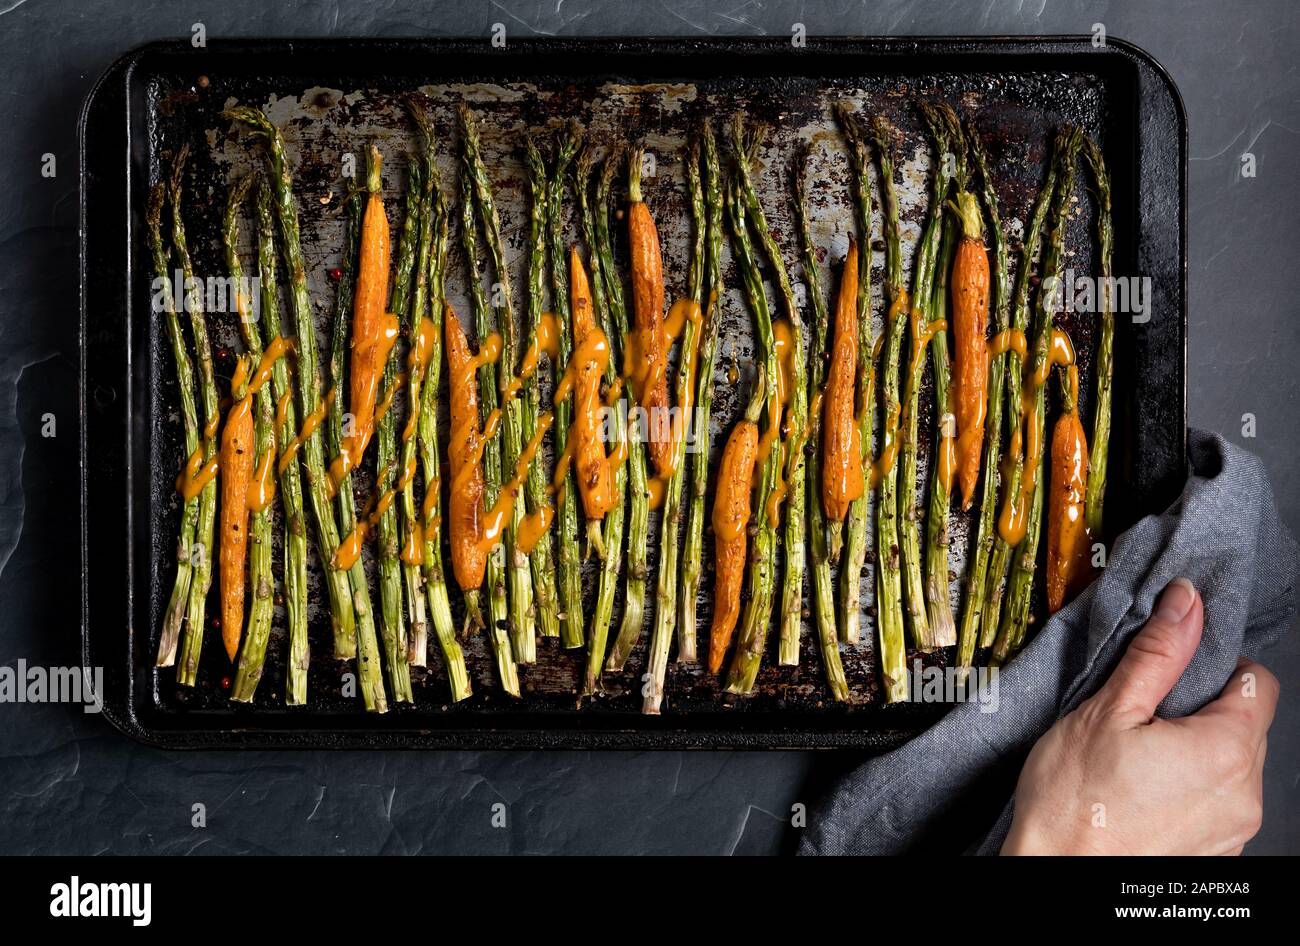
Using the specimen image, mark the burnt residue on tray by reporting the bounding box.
[80,37,1184,746]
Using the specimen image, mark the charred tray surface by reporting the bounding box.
[81,37,1186,748]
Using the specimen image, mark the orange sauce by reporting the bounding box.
[621,329,657,418]
[422,477,440,528]
[332,457,411,571]
[997,329,1076,545]
[503,312,561,403]
[400,521,424,565]
[402,315,437,442]
[990,328,1028,358]
[247,443,277,512]
[434,300,594,563]
[274,390,293,438]
[758,318,798,526]
[868,298,945,489]
[758,319,794,463]
[936,414,957,497]
[643,294,708,509]
[279,386,333,477]
[332,525,365,571]
[178,340,289,500]
[176,449,220,500]
[868,404,902,489]
[250,337,290,393]
[515,308,635,544]
[504,412,557,555]
[329,314,403,487]
[373,372,406,428]
[516,504,555,557]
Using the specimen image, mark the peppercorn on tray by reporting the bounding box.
[81,37,1186,748]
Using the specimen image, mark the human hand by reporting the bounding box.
[1003,578,1278,855]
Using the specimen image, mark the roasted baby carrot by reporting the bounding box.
[627,147,672,478]
[821,237,863,528]
[1046,365,1092,613]
[568,246,618,529]
[444,303,488,595]
[219,363,256,661]
[342,145,396,476]
[708,370,765,675]
[949,189,991,510]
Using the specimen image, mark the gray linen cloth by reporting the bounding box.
[799,430,1298,855]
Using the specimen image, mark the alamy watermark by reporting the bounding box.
[1044,269,1153,324]
[597,399,708,453]
[152,270,261,320]
[908,659,1000,713]
[50,877,151,926]
[0,661,103,713]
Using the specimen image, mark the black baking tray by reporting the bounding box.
[80,36,1186,749]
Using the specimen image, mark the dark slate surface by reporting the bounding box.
[1,0,1295,854]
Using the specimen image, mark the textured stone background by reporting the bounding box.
[1,0,1295,854]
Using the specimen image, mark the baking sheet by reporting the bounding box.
[81,37,1187,747]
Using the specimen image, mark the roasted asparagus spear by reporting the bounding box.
[794,141,850,701]
[679,119,725,663]
[150,181,201,672]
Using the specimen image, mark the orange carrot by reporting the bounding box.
[708,372,765,674]
[627,150,671,478]
[1046,365,1092,613]
[568,246,618,522]
[219,361,256,661]
[445,304,488,592]
[337,145,396,483]
[949,191,990,510]
[821,238,863,522]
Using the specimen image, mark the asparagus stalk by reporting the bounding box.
[900,108,952,653]
[793,142,849,701]
[981,134,1064,646]
[832,104,874,645]
[396,96,435,670]
[149,183,200,670]
[521,136,563,642]
[544,122,587,650]
[722,160,782,696]
[679,118,724,661]
[458,148,521,696]
[993,450,1046,665]
[326,187,391,712]
[168,148,220,687]
[575,144,627,692]
[460,103,537,662]
[865,117,909,703]
[1082,136,1113,539]
[928,213,959,643]
[642,136,707,713]
[369,145,417,703]
[223,107,358,661]
[414,142,472,701]
[251,179,310,704]
[224,175,277,703]
[603,150,653,673]
[731,118,808,668]
[920,105,961,649]
[955,119,1013,673]
[992,126,1083,663]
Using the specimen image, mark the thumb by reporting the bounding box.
[1093,577,1204,726]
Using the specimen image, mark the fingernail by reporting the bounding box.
[1155,577,1196,623]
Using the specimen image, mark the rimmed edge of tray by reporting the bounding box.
[80,34,1187,750]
